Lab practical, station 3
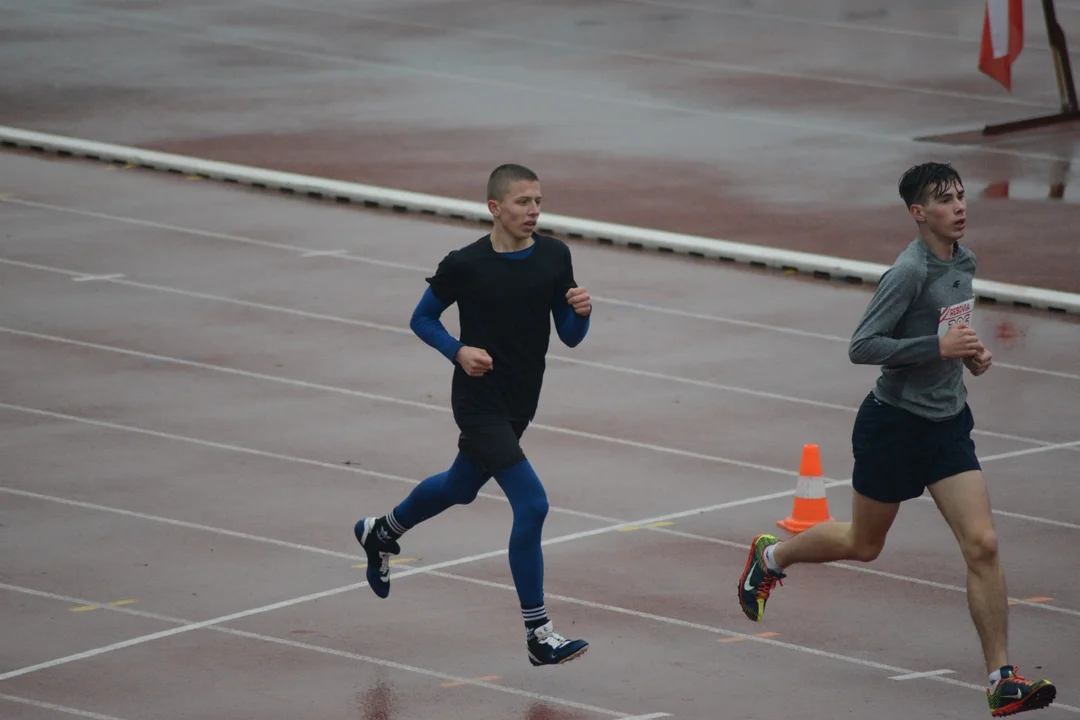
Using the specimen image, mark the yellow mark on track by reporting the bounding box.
[618,521,675,532]
[69,599,138,612]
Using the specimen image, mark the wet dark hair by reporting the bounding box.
[487,163,539,201]
[898,162,963,208]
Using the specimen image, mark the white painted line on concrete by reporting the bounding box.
[889,669,956,681]
[4,444,1077,619]
[0,487,364,561]
[72,273,124,282]
[0,694,130,720]
[427,570,1080,712]
[2,125,1076,314]
[0,402,610,523]
[299,249,348,257]
[0,196,430,272]
[930,499,1080,531]
[3,392,1079,536]
[2,195,1077,384]
[0,583,632,718]
[0,482,810,688]
[0,325,809,480]
[6,255,1072,453]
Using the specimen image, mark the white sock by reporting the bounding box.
[764,543,783,572]
[989,666,1014,690]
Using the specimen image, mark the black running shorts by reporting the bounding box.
[457,419,530,476]
[851,391,981,504]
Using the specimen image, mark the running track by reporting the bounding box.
[2,2,1079,719]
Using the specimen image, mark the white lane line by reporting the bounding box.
[9,323,1080,486]
[0,694,130,720]
[1,486,819,684]
[957,439,1080,463]
[424,570,1080,712]
[592,296,1080,381]
[889,669,956,681]
[0,325,808,479]
[299,249,348,257]
[0,581,376,682]
[0,197,430,272]
[1,253,1072,451]
[0,487,365,560]
[2,196,1075,382]
[4,438,1077,619]
[72,273,124,282]
[941,502,1080,531]
[3,396,1079,545]
[0,402,610,523]
[4,573,1076,715]
[0,584,633,718]
[216,628,632,718]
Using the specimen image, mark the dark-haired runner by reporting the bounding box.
[738,162,1055,717]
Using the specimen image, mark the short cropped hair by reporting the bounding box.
[898,162,963,207]
[487,163,539,201]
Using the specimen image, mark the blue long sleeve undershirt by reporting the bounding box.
[409,287,590,362]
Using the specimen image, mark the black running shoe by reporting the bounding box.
[527,621,588,666]
[738,533,785,622]
[988,666,1056,717]
[354,516,400,599]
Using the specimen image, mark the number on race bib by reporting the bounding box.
[938,298,975,338]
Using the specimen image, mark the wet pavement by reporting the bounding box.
[1,145,1078,719]
[1,0,1079,292]
[2,3,1079,719]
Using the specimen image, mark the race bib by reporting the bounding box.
[938,298,975,338]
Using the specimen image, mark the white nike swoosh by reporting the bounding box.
[743,562,758,592]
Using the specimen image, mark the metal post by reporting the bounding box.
[983,0,1080,135]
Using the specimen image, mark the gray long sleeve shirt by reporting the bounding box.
[848,237,977,421]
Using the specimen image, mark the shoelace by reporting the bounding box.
[758,574,783,600]
[1001,668,1034,687]
[991,667,1036,698]
[536,629,569,648]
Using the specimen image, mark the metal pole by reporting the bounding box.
[982,0,1080,134]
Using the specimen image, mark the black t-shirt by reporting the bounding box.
[426,233,578,425]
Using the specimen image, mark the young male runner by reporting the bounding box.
[737,162,1056,717]
[355,164,591,666]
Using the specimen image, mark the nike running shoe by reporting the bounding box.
[354,516,400,598]
[738,533,785,622]
[527,621,589,666]
[988,666,1055,717]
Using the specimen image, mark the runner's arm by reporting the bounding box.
[410,286,464,362]
[552,302,590,347]
[848,264,940,366]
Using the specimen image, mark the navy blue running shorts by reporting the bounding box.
[457,419,530,476]
[851,391,981,504]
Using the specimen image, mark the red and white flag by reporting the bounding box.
[979,0,1024,90]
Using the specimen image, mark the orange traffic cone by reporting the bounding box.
[777,444,835,534]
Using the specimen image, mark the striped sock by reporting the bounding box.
[522,604,548,634]
[383,510,408,540]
